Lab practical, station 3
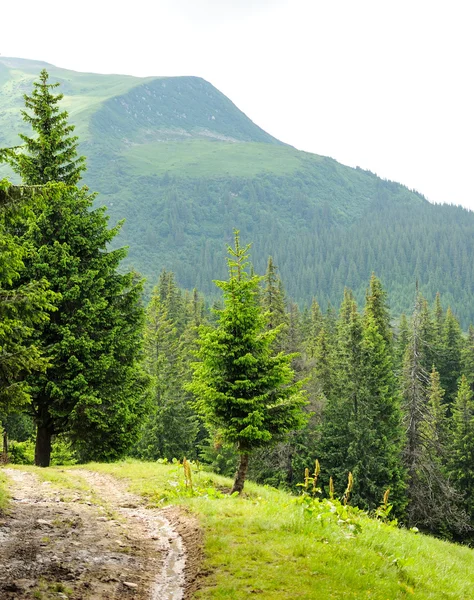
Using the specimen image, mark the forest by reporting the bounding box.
[2,69,474,551]
[2,58,474,326]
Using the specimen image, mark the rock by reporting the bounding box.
[123,581,138,589]
[97,516,108,522]
[36,519,53,527]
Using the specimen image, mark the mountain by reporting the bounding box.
[1,57,474,324]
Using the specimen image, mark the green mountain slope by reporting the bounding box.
[1,58,474,324]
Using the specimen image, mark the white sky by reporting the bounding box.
[2,0,473,209]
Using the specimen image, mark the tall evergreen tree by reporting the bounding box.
[21,184,148,465]
[439,308,463,405]
[462,325,474,390]
[319,291,362,494]
[135,282,199,461]
[261,257,288,353]
[401,295,466,533]
[427,367,449,450]
[3,73,147,465]
[1,70,86,185]
[450,376,474,522]
[304,298,324,358]
[188,232,307,494]
[365,273,392,347]
[0,182,55,414]
[395,313,410,373]
[419,298,436,372]
[347,309,406,512]
[433,293,445,345]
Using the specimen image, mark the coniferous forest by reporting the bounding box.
[2,68,474,560]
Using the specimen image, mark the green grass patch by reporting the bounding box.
[0,469,10,513]
[123,140,305,178]
[76,460,474,599]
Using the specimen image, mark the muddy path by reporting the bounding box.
[0,468,202,600]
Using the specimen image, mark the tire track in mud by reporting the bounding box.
[0,468,202,599]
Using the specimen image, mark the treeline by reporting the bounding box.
[91,164,474,326]
[134,261,474,541]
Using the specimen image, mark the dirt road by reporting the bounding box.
[0,468,201,600]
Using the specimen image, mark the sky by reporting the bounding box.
[2,0,473,209]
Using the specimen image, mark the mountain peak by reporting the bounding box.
[91,75,284,145]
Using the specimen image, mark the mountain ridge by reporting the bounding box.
[1,58,474,324]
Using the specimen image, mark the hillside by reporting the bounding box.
[1,58,474,324]
[2,461,474,599]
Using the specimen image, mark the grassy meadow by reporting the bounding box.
[4,460,473,599]
[124,140,306,178]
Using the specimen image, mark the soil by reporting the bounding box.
[0,468,203,600]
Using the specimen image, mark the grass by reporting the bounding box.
[59,460,474,599]
[0,469,9,513]
[123,140,306,178]
[3,460,474,597]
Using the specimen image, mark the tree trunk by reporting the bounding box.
[35,426,52,467]
[231,453,249,495]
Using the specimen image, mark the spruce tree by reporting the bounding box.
[462,325,474,390]
[401,295,466,533]
[3,73,148,466]
[0,182,56,413]
[20,184,148,466]
[439,308,463,405]
[365,273,392,346]
[395,313,410,372]
[261,257,288,356]
[319,291,362,495]
[325,276,406,512]
[348,310,406,512]
[135,281,199,461]
[304,298,324,359]
[188,232,307,494]
[450,376,474,521]
[428,367,449,450]
[262,257,287,331]
[433,293,445,346]
[417,299,433,368]
[2,70,86,185]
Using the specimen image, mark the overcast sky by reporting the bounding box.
[3,0,473,210]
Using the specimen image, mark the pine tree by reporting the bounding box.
[319,291,362,495]
[450,376,474,520]
[0,182,56,414]
[2,75,147,466]
[433,293,444,344]
[439,308,463,405]
[395,313,410,372]
[419,297,436,373]
[347,309,406,512]
[261,257,288,355]
[135,282,199,461]
[462,325,474,390]
[428,367,449,450]
[365,273,392,346]
[401,295,467,533]
[188,232,307,494]
[305,298,324,357]
[20,184,148,466]
[1,70,86,185]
